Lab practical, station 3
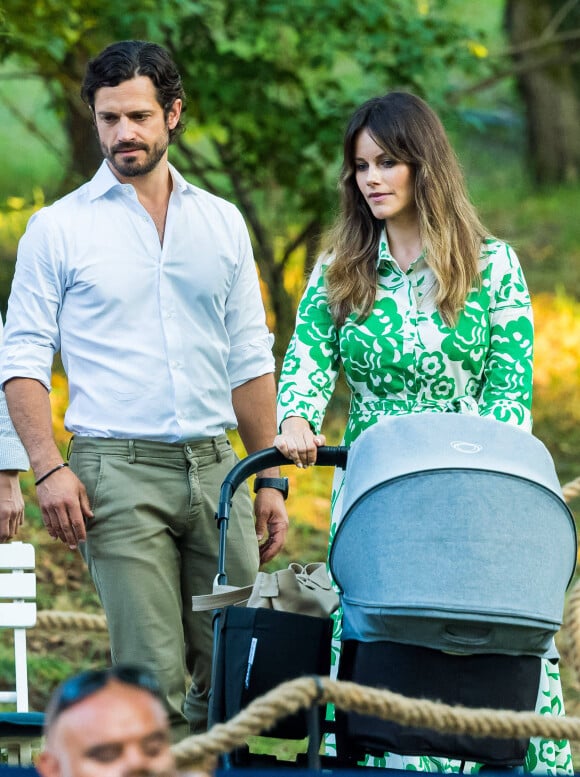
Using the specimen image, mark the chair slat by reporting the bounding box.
[0,603,37,628]
[0,574,36,599]
[0,543,35,570]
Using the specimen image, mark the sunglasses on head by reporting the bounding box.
[46,665,163,727]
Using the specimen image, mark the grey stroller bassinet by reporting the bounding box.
[330,412,576,656]
[329,413,576,766]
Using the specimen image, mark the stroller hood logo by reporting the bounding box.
[450,440,483,454]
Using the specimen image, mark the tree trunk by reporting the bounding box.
[61,91,102,187]
[505,0,580,185]
[261,258,298,369]
[56,50,102,190]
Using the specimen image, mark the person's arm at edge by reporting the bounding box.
[0,472,24,542]
[0,386,27,542]
[232,373,289,563]
[4,377,93,548]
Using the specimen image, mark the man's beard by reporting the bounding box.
[103,137,169,178]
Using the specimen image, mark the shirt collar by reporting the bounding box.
[168,163,198,195]
[377,228,394,268]
[87,160,198,201]
[377,227,426,271]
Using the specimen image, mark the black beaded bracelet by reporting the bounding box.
[35,462,70,486]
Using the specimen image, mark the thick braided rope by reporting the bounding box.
[562,577,580,687]
[559,475,580,681]
[35,610,108,632]
[171,675,580,767]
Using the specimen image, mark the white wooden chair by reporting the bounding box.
[0,541,44,764]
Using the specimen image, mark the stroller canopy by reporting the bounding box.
[329,413,576,656]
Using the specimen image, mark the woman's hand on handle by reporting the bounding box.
[274,416,325,468]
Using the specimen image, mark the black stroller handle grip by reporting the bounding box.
[217,445,348,523]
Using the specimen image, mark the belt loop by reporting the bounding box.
[66,435,75,461]
[212,437,223,463]
[128,440,136,464]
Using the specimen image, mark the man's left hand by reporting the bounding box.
[253,489,289,563]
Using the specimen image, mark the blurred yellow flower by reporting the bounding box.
[534,292,580,397]
[467,40,489,58]
[5,196,26,211]
[50,371,71,451]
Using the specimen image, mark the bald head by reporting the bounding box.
[37,679,176,777]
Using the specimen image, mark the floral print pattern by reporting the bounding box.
[277,233,572,774]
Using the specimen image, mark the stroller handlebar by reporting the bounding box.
[217,445,348,523]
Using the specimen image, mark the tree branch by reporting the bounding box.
[450,50,580,101]
[542,0,579,38]
[280,219,321,268]
[174,137,221,194]
[497,28,580,57]
[213,141,275,270]
[0,71,44,80]
[0,90,66,163]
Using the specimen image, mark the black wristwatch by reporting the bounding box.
[253,476,289,500]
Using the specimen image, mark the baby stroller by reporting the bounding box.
[204,413,576,769]
[330,413,577,767]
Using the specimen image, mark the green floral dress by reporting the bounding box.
[277,233,573,774]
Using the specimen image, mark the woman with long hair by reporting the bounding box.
[275,92,571,773]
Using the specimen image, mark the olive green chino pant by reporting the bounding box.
[70,435,259,741]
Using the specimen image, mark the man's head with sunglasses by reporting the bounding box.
[37,665,176,777]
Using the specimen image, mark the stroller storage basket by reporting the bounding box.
[209,606,333,741]
[329,413,576,656]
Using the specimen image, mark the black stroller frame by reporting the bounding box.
[209,445,346,770]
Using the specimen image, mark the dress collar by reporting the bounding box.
[377,228,426,272]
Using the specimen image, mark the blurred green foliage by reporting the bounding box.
[0,0,498,349]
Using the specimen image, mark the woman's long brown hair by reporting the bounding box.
[324,92,488,327]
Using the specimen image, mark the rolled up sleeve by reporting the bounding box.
[0,318,29,471]
[0,209,61,391]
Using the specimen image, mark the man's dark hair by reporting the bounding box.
[81,40,186,142]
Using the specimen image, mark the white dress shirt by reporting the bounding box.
[0,161,275,442]
[0,315,29,469]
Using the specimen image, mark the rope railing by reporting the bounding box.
[34,610,108,632]
[170,674,580,768]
